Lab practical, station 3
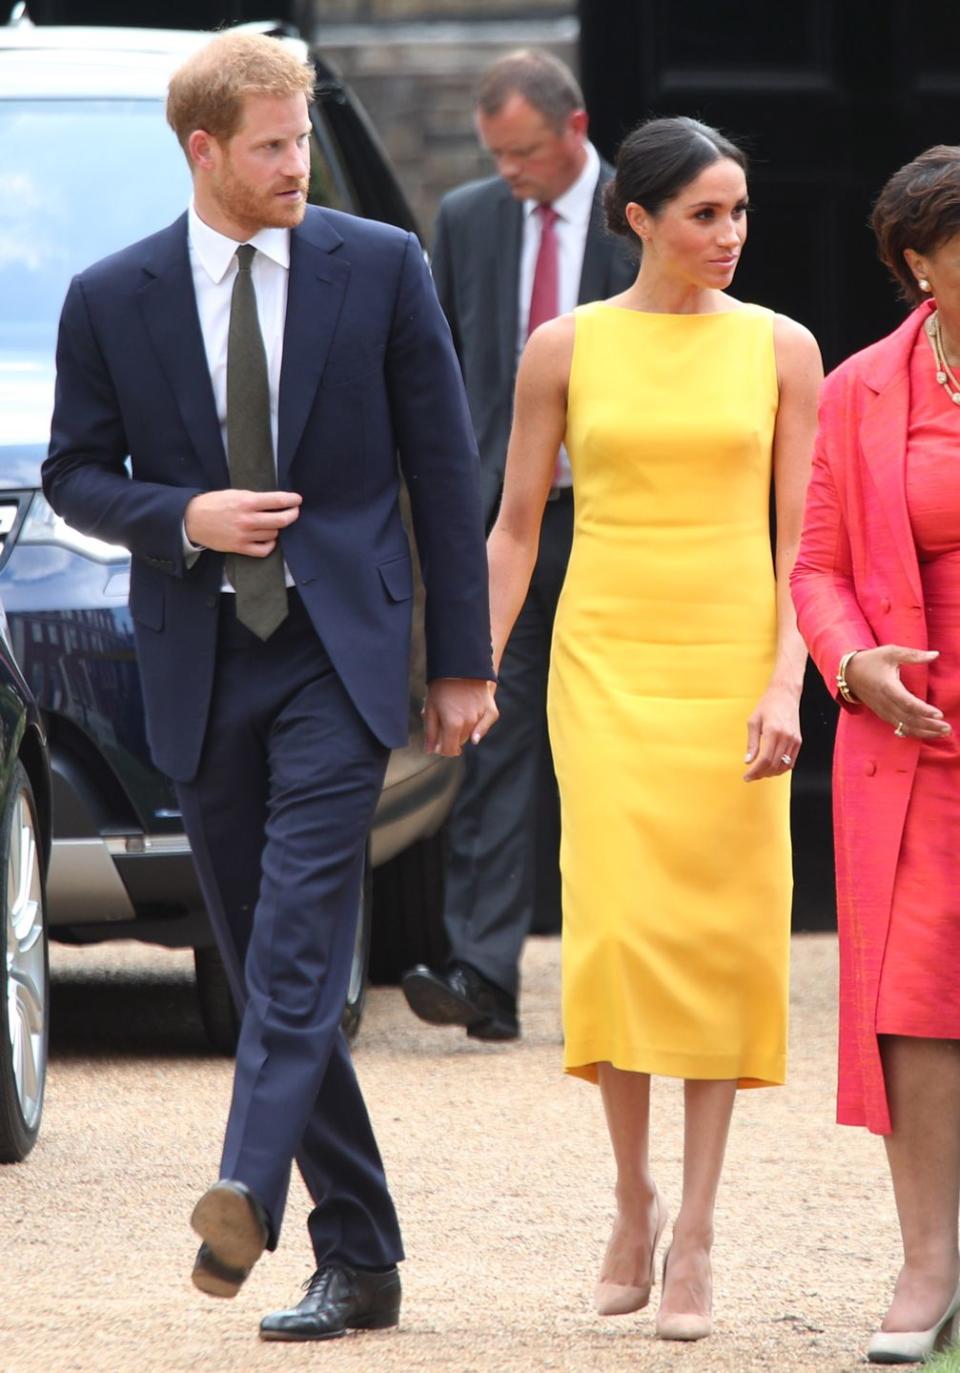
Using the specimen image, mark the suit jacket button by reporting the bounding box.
[864,760,877,776]
[206,595,217,609]
[880,597,891,612]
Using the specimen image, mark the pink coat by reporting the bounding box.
[791,302,935,1135]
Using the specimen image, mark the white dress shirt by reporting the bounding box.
[185,202,294,585]
[517,141,600,487]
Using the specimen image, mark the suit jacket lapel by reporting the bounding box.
[138,215,229,488]
[277,213,350,484]
[578,170,613,304]
[495,191,523,391]
[859,305,932,607]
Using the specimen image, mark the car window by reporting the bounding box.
[0,96,349,365]
[307,114,350,211]
[0,99,191,361]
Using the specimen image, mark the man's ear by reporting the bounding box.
[187,128,217,172]
[569,109,589,141]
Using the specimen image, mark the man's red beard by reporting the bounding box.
[213,159,309,233]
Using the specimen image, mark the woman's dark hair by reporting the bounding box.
[604,115,747,245]
[871,145,960,304]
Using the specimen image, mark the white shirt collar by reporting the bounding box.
[524,141,600,226]
[188,200,291,283]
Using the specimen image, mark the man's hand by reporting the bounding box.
[185,489,302,556]
[423,679,498,757]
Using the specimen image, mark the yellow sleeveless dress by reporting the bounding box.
[550,301,791,1088]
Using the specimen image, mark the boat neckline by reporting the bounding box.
[591,303,759,319]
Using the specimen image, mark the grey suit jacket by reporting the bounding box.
[431,161,636,523]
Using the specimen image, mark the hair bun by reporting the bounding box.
[603,177,629,238]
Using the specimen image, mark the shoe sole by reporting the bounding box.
[191,1185,267,1299]
[401,973,486,1028]
[466,1017,519,1041]
[259,1309,401,1342]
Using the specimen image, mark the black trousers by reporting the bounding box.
[176,594,402,1268]
[441,494,574,998]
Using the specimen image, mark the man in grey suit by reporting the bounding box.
[403,50,635,1039]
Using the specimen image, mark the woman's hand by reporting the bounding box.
[743,684,803,781]
[422,678,499,756]
[844,645,951,739]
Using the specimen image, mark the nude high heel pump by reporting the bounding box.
[654,1245,713,1341]
[867,1284,960,1364]
[594,1194,668,1317]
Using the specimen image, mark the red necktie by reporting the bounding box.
[527,203,559,337]
[527,204,565,485]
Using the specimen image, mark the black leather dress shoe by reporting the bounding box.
[190,1179,270,1299]
[260,1262,401,1341]
[401,961,519,1041]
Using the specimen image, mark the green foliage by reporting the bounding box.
[925,1343,960,1372]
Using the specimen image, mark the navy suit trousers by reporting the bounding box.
[176,593,403,1268]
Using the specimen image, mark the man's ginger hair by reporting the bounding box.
[166,30,315,158]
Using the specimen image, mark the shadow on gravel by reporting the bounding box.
[49,963,213,1061]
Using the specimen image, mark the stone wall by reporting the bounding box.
[309,5,578,240]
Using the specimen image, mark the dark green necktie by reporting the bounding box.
[225,243,288,640]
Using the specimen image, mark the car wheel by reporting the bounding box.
[341,858,372,1043]
[193,943,239,1057]
[0,762,48,1163]
[193,853,373,1054]
[369,832,449,985]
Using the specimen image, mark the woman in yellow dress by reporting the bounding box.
[485,116,822,1339]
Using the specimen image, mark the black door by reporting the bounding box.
[578,0,960,927]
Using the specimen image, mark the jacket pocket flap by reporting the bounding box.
[377,555,413,603]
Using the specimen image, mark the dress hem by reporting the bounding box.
[564,1042,786,1090]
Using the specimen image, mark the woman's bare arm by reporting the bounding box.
[487,315,575,672]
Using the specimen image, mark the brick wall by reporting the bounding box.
[309,4,578,240]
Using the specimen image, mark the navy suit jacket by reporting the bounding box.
[44,206,493,782]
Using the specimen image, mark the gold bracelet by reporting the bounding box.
[836,649,863,705]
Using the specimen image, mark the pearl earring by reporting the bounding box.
[920,277,932,292]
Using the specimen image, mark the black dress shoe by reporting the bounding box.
[260,1262,401,1341]
[190,1179,270,1299]
[401,961,519,1041]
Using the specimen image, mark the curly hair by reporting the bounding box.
[871,146,960,304]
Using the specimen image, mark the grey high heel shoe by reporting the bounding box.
[594,1193,668,1317]
[867,1284,960,1364]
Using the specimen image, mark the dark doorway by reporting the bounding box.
[577,0,960,928]
[578,0,960,370]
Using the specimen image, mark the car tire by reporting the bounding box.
[340,859,372,1043]
[369,831,449,985]
[193,853,374,1054]
[0,762,48,1164]
[193,943,239,1057]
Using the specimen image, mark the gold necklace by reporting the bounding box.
[925,309,960,405]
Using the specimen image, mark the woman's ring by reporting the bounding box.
[894,721,906,737]
[780,755,793,767]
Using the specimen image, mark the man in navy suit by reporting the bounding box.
[44,30,495,1343]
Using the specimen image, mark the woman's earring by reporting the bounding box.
[919,277,932,292]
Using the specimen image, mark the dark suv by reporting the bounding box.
[0,19,456,1045]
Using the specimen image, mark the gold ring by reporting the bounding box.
[894,721,906,737]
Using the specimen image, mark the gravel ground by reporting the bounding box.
[0,933,907,1373]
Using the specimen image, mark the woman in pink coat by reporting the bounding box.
[792,146,960,1365]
